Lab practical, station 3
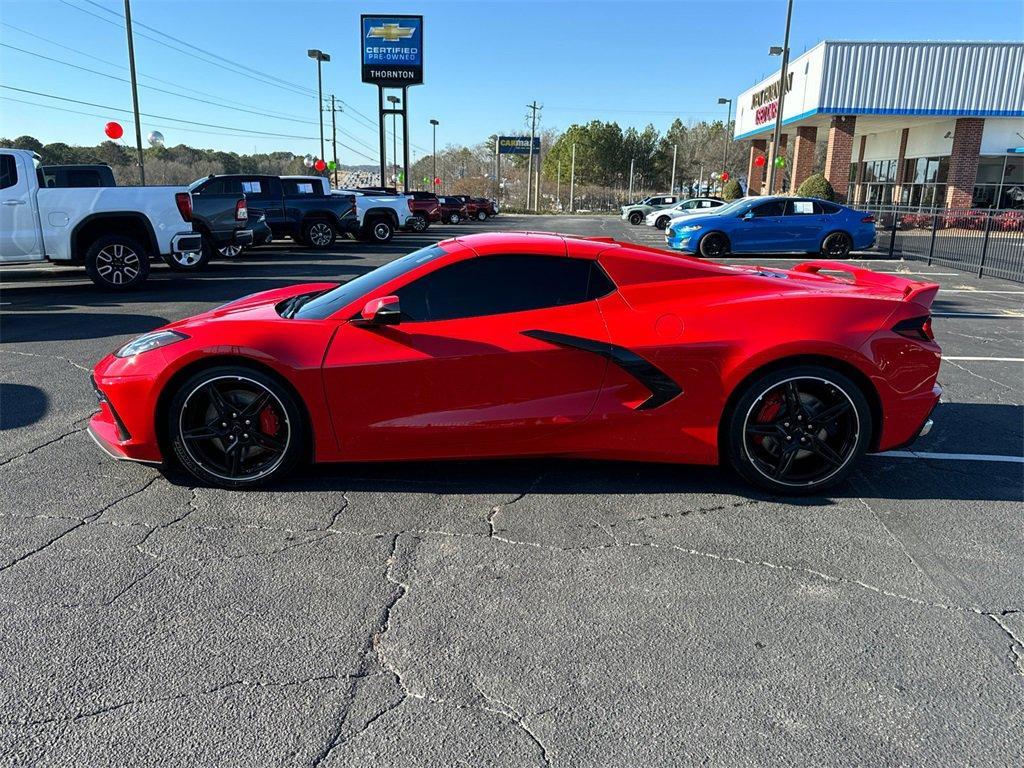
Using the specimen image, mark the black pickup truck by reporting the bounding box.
[37,163,252,272]
[189,174,358,249]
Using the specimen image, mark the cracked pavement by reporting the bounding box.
[2,216,1022,766]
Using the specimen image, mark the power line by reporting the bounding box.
[0,42,322,127]
[0,21,318,124]
[545,105,722,116]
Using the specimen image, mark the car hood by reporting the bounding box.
[167,282,339,327]
[668,211,733,230]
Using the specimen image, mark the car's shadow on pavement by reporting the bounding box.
[159,448,1021,504]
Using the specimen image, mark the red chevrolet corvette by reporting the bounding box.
[90,232,941,493]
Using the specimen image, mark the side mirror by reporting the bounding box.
[360,295,401,325]
[742,210,755,221]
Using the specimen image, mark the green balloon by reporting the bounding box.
[774,156,786,167]
[328,160,337,170]
[398,172,405,182]
[423,176,430,184]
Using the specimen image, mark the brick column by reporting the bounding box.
[823,115,856,202]
[893,128,910,204]
[790,125,818,193]
[945,117,984,210]
[766,134,788,194]
[747,139,767,195]
[853,135,866,205]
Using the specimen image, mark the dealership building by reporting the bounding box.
[733,41,1024,209]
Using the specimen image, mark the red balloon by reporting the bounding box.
[314,158,326,172]
[104,121,123,140]
[721,171,730,182]
[433,177,441,185]
[754,155,766,168]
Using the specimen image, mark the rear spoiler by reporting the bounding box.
[792,260,939,308]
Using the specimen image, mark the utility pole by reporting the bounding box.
[324,95,342,179]
[670,144,678,195]
[767,0,794,194]
[628,158,635,200]
[718,98,733,180]
[569,143,576,213]
[526,101,541,211]
[430,119,439,191]
[556,158,561,210]
[123,0,145,184]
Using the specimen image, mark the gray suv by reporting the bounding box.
[621,194,680,225]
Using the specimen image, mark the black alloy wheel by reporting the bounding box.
[821,232,852,258]
[726,367,871,494]
[169,368,304,488]
[629,211,644,225]
[656,216,670,230]
[698,232,729,258]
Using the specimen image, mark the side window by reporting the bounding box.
[787,200,815,215]
[282,180,317,196]
[67,170,102,187]
[710,200,725,207]
[699,200,714,208]
[666,197,677,204]
[240,179,263,196]
[751,200,787,217]
[681,200,698,209]
[815,201,840,214]
[0,154,16,190]
[196,178,223,195]
[396,255,611,322]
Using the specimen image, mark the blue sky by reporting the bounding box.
[1,0,1021,165]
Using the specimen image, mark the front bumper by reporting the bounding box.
[665,231,697,252]
[89,361,164,463]
[170,232,203,255]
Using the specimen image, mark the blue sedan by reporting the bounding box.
[665,196,876,258]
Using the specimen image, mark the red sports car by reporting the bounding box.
[89,232,941,493]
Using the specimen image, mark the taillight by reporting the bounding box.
[175,192,192,222]
[893,315,934,341]
[235,198,248,221]
[862,214,876,224]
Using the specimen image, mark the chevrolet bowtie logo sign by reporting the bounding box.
[367,23,414,42]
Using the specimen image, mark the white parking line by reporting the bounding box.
[941,290,1024,295]
[876,450,1024,463]
[944,356,1024,362]
[933,311,1023,318]
[877,271,959,276]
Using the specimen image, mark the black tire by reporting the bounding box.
[167,365,306,489]
[84,235,150,290]
[409,215,428,232]
[363,216,394,244]
[303,219,336,249]
[163,235,212,272]
[655,216,670,230]
[476,210,488,221]
[698,232,729,258]
[628,211,644,225]
[821,231,852,258]
[723,365,872,495]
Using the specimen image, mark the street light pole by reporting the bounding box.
[387,95,400,188]
[307,49,331,162]
[430,119,439,191]
[767,0,794,194]
[670,143,678,195]
[717,97,733,180]
[123,0,145,184]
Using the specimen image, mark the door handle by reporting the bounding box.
[2,199,27,205]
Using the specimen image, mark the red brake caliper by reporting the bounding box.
[259,405,280,438]
[754,396,783,444]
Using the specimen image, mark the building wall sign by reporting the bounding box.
[752,72,794,126]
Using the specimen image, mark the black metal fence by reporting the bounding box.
[864,205,1024,283]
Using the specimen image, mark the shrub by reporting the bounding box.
[796,173,835,201]
[721,179,743,200]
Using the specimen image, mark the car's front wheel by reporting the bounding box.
[655,216,670,230]
[168,366,305,488]
[408,215,428,232]
[724,365,871,494]
[448,212,461,224]
[364,217,394,244]
[628,211,644,225]
[698,232,729,257]
[821,232,852,258]
[476,210,488,221]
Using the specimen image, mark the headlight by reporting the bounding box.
[115,330,188,358]
[678,224,703,233]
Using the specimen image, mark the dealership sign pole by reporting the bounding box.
[361,15,423,193]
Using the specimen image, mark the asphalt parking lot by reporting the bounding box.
[1,215,1022,766]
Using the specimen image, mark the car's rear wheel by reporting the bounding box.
[448,212,461,224]
[655,216,670,230]
[409,215,428,232]
[85,235,150,290]
[163,235,212,272]
[476,210,488,221]
[303,219,336,249]
[821,231,852,258]
[698,232,729,258]
[168,366,305,488]
[724,365,872,494]
[363,216,394,244]
[629,211,644,225]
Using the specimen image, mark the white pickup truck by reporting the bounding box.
[0,148,202,289]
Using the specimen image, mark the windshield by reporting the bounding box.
[294,244,448,320]
[711,198,754,216]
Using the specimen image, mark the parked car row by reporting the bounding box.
[0,146,500,290]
